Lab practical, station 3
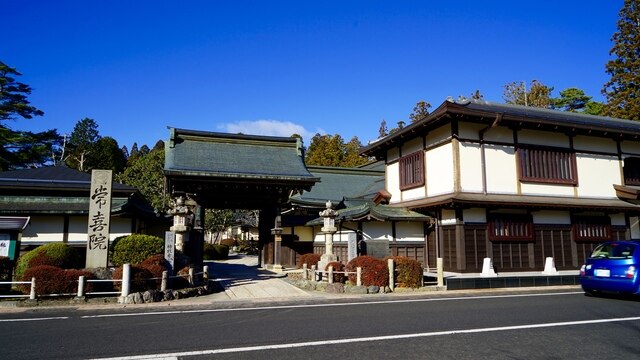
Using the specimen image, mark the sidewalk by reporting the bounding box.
[208,254,311,300]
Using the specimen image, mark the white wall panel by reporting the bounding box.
[532,211,570,225]
[518,129,569,148]
[458,122,484,141]
[610,213,626,226]
[395,222,424,242]
[426,143,454,196]
[484,127,513,144]
[576,153,620,197]
[362,222,392,241]
[295,226,314,242]
[387,162,401,203]
[426,125,451,148]
[459,143,483,192]
[463,208,486,223]
[401,138,423,155]
[22,216,64,242]
[485,144,518,194]
[574,135,617,153]
[520,183,575,196]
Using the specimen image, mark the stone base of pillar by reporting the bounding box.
[271,264,285,273]
[318,253,337,276]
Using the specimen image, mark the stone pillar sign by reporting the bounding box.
[85,169,112,268]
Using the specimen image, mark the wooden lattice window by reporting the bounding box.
[488,215,534,242]
[518,147,577,185]
[572,216,611,242]
[623,157,640,186]
[399,151,424,190]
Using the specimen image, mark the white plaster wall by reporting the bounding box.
[610,213,626,226]
[463,208,486,223]
[458,122,484,141]
[440,209,457,225]
[520,182,575,197]
[387,162,401,203]
[574,135,617,154]
[395,222,424,242]
[403,186,426,201]
[336,230,357,243]
[630,216,640,239]
[294,226,314,242]
[459,142,483,192]
[576,153,621,197]
[387,147,400,162]
[22,216,64,242]
[401,138,423,155]
[484,144,518,194]
[362,222,392,241]
[518,129,570,148]
[532,210,571,225]
[483,127,513,144]
[426,124,451,148]
[67,216,87,242]
[110,218,132,240]
[426,143,454,196]
[621,140,640,156]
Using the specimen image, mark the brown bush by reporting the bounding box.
[21,265,95,295]
[385,256,423,288]
[219,238,237,247]
[345,256,389,287]
[296,253,321,268]
[325,261,345,283]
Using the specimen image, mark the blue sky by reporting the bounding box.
[1,1,623,151]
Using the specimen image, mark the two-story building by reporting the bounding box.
[360,97,640,273]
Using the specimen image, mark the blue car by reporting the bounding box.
[579,241,640,296]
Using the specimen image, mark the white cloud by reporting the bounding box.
[218,120,324,142]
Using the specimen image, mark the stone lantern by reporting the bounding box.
[168,195,191,252]
[271,215,284,272]
[318,200,338,272]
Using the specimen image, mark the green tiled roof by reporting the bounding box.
[306,200,430,225]
[290,166,384,207]
[0,195,146,216]
[165,128,319,183]
[0,166,136,193]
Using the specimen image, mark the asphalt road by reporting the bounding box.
[1,290,639,359]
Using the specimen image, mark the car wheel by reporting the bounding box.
[584,289,598,297]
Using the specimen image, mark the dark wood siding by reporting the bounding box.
[534,226,573,270]
[441,226,457,271]
[464,225,487,271]
[427,230,437,271]
[491,242,530,271]
[391,242,426,268]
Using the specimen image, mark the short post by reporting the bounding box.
[29,277,36,300]
[203,265,209,290]
[356,267,362,287]
[188,267,194,286]
[311,264,317,281]
[328,265,334,284]
[121,263,131,298]
[303,263,308,280]
[77,275,85,297]
[388,258,395,291]
[437,258,444,287]
[161,271,168,291]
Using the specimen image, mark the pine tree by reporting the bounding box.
[602,0,640,120]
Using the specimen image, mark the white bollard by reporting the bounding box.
[356,267,362,287]
[303,263,308,280]
[437,258,444,287]
[480,257,498,277]
[328,265,334,284]
[29,277,36,300]
[77,275,85,297]
[388,258,394,291]
[188,268,194,286]
[121,263,131,297]
[161,271,168,291]
[311,265,317,281]
[203,265,209,288]
[542,257,560,275]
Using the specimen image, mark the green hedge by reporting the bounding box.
[15,243,81,280]
[110,234,164,266]
[203,243,229,260]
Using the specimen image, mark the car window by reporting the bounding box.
[590,243,636,259]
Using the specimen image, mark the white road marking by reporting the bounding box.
[91,316,640,359]
[81,291,583,319]
[0,316,69,322]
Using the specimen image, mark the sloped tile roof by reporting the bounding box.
[0,166,135,193]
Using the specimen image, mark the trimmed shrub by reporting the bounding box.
[325,261,345,283]
[219,238,237,247]
[110,234,164,266]
[237,238,258,255]
[203,243,229,260]
[385,256,423,288]
[20,265,95,295]
[113,265,154,292]
[139,254,169,288]
[345,256,389,287]
[297,253,321,269]
[15,243,81,280]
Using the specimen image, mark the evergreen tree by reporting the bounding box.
[0,61,60,170]
[409,101,431,123]
[602,0,640,120]
[503,80,553,108]
[116,146,167,211]
[305,133,367,167]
